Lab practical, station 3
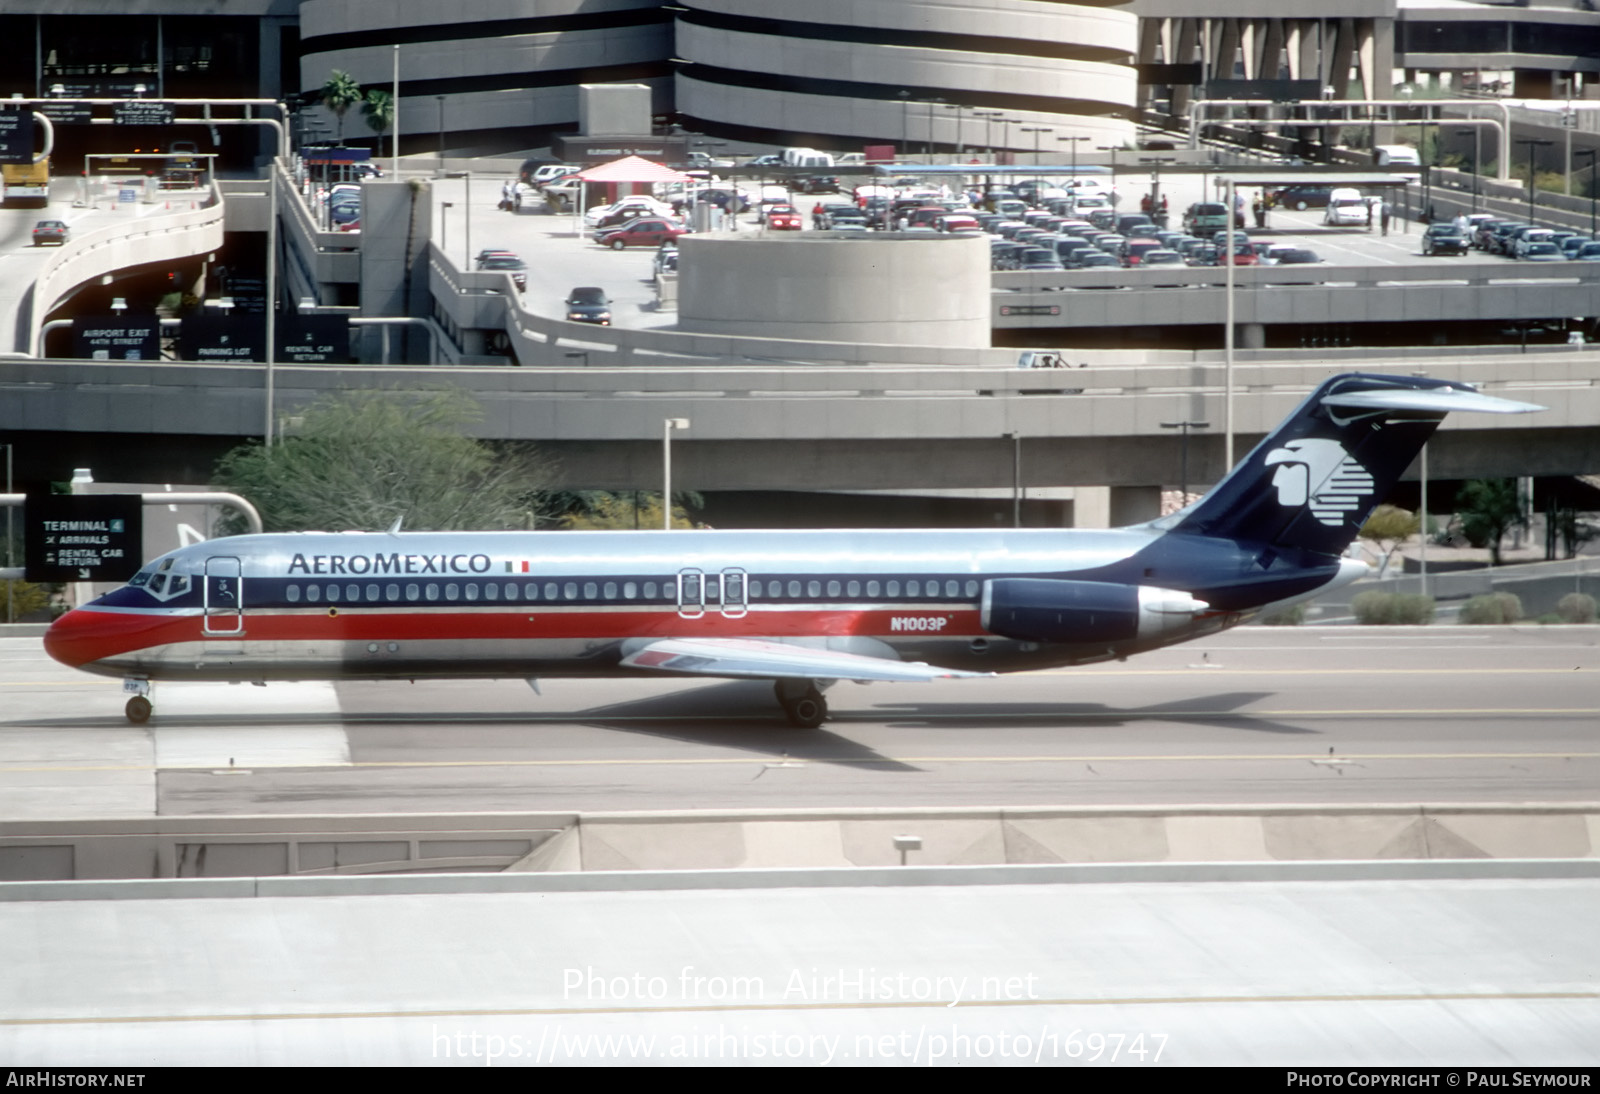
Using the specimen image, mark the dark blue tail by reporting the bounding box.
[1166,373,1539,556]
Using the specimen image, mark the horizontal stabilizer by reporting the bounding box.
[620,636,989,683]
[1322,388,1544,415]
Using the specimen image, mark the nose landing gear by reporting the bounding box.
[123,679,152,724]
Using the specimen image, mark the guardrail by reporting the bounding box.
[26,181,227,355]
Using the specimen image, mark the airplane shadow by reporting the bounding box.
[870,691,1317,736]
[571,680,923,771]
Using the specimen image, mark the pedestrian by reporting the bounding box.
[1252,195,1266,229]
[1380,201,1391,236]
[1141,192,1152,215]
[513,182,523,212]
[812,201,825,229]
[501,179,513,211]
[1366,198,1374,231]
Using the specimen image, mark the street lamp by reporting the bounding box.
[1457,127,1481,214]
[1096,145,1120,204]
[926,98,945,157]
[1577,148,1599,236]
[1059,135,1088,182]
[945,103,965,155]
[1160,420,1210,505]
[975,110,1002,158]
[897,90,911,158]
[1020,125,1052,165]
[435,95,446,175]
[1517,137,1553,224]
[662,418,690,530]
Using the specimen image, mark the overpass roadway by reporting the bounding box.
[4,357,1595,492]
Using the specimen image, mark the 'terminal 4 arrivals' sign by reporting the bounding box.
[24,494,145,582]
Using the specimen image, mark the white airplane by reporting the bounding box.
[44,373,1539,727]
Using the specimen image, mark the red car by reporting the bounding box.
[595,218,689,250]
[763,203,802,230]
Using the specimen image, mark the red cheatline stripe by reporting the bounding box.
[47,606,983,666]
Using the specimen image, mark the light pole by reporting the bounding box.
[435,95,445,175]
[897,90,911,158]
[662,418,690,530]
[1517,137,1553,224]
[1021,126,1052,165]
[1160,420,1210,505]
[945,103,965,156]
[976,110,1002,159]
[1097,145,1120,206]
[1457,127,1481,214]
[439,200,452,253]
[926,98,945,157]
[1059,135,1088,181]
[1577,148,1599,236]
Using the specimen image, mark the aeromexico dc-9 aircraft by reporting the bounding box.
[45,373,1539,728]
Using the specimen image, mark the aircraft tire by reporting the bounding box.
[125,696,152,724]
[784,693,827,729]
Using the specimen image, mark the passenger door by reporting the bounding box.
[203,556,244,635]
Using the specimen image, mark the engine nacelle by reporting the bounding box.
[981,579,1208,644]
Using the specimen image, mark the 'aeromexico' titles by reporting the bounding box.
[286,553,493,576]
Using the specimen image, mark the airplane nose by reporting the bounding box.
[43,606,161,671]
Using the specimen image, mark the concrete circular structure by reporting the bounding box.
[674,0,1139,152]
[676,230,992,346]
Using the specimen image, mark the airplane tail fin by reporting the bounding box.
[1163,373,1541,556]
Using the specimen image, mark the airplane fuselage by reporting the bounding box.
[44,525,1334,684]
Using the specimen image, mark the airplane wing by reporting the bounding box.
[619,637,990,683]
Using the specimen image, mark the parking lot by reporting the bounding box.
[425,167,1503,335]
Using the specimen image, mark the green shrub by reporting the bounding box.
[1459,592,1523,625]
[1351,591,1434,625]
[1557,593,1596,624]
[1258,604,1306,626]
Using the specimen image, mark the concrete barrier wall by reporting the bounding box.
[1,805,1594,884]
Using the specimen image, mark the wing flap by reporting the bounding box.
[620,637,989,683]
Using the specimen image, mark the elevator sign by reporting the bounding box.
[24,494,145,582]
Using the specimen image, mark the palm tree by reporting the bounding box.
[362,90,394,159]
[320,70,362,143]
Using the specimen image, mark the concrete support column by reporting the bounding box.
[1372,18,1397,100]
[1215,21,1241,86]
[1172,20,1201,115]
[1260,20,1286,82]
[1330,19,1356,104]
[1110,485,1163,527]
[1240,322,1266,350]
[1072,485,1111,529]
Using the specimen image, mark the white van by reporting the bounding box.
[1373,145,1422,181]
[782,147,834,168]
[1324,188,1369,227]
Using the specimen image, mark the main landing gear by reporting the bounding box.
[774,679,828,728]
[124,679,152,724]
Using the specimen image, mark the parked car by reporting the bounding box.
[475,250,527,291]
[31,219,69,246]
[564,286,612,325]
[762,203,803,230]
[1183,202,1229,235]
[595,218,689,249]
[1270,185,1334,211]
[1421,224,1469,256]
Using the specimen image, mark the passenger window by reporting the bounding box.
[603,581,617,600]
[425,584,439,601]
[624,582,637,600]
[406,583,419,601]
[485,583,498,601]
[907,580,920,597]
[847,581,860,597]
[465,584,479,601]
[287,585,300,603]
[644,582,658,599]
[965,580,978,598]
[367,584,380,602]
[307,584,321,603]
[748,580,761,599]
[386,584,400,602]
[867,580,880,597]
[887,580,900,597]
[326,585,341,602]
[564,582,578,600]
[545,582,558,600]
[945,580,959,598]
[827,580,841,597]
[583,581,598,600]
[724,572,744,603]
[788,580,801,598]
[445,583,459,600]
[807,580,821,598]
[345,584,359,602]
